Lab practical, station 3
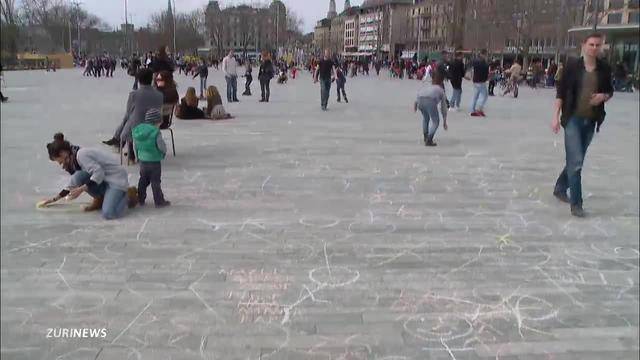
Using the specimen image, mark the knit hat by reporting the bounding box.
[144,108,162,124]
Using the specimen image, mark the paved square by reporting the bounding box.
[1,68,639,359]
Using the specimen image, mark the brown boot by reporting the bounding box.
[84,196,103,212]
[127,187,138,209]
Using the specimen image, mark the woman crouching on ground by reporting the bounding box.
[40,133,138,219]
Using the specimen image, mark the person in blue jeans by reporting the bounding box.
[552,32,613,218]
[466,49,489,117]
[314,49,335,111]
[414,72,449,146]
[193,59,209,100]
[41,133,138,219]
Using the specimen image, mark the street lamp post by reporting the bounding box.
[592,0,599,31]
[172,0,177,54]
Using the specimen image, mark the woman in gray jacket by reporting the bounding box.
[40,133,138,219]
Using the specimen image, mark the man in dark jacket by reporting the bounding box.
[552,32,613,217]
[448,51,465,110]
[193,59,209,99]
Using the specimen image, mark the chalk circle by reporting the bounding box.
[403,313,473,343]
[516,295,558,322]
[309,266,360,288]
[591,244,640,260]
[36,201,91,213]
[299,217,341,229]
[348,221,396,234]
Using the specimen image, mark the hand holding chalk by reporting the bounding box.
[36,200,50,208]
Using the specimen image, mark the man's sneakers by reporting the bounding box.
[571,205,586,218]
[1,97,8,103]
[471,111,486,117]
[553,191,570,203]
[156,201,171,208]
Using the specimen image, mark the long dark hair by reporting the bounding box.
[158,70,176,89]
[46,133,72,160]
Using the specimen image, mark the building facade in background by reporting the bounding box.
[571,0,639,71]
[205,0,288,58]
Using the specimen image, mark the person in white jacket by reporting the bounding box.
[222,50,239,102]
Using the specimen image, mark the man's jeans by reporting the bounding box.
[450,88,462,108]
[70,171,127,220]
[320,78,331,109]
[199,77,207,97]
[470,82,488,112]
[132,77,139,90]
[554,116,596,207]
[225,75,238,101]
[417,97,440,142]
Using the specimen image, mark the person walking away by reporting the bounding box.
[193,59,209,100]
[336,67,348,103]
[314,49,335,111]
[129,53,142,90]
[132,108,171,208]
[243,61,253,96]
[414,72,448,146]
[467,49,490,116]
[258,51,274,102]
[488,61,499,96]
[448,51,465,111]
[223,50,239,102]
[552,32,613,218]
[547,61,558,87]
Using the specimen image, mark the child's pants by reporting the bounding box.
[138,162,166,205]
[336,82,347,101]
[417,97,440,142]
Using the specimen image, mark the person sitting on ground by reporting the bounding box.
[175,87,205,120]
[40,133,138,219]
[204,85,233,120]
[102,68,163,163]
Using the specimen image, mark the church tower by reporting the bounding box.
[327,0,337,19]
[344,0,351,10]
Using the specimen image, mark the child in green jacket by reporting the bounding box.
[132,108,170,207]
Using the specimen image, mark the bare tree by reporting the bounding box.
[205,1,226,58]
[237,10,255,56]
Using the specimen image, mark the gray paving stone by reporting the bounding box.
[1,69,638,359]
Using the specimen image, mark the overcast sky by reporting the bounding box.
[75,0,362,34]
